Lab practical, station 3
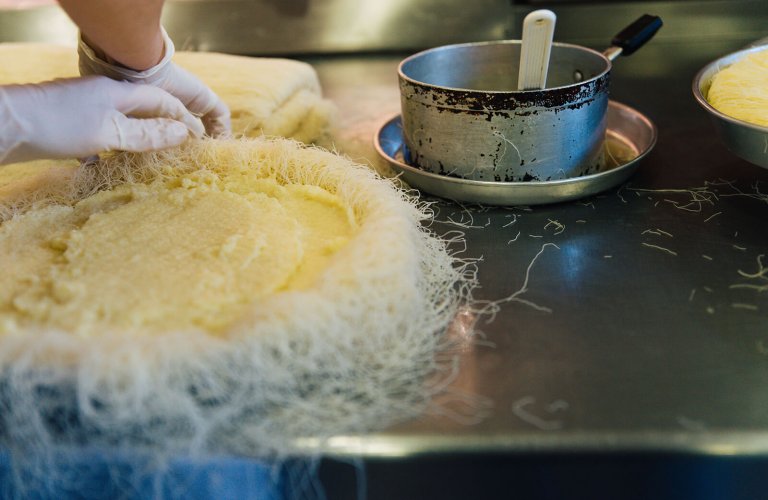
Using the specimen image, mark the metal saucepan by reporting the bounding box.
[398,15,662,182]
[693,42,768,168]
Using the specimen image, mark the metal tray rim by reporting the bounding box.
[374,100,657,205]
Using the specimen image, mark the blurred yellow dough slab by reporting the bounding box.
[0,43,77,83]
[173,51,335,144]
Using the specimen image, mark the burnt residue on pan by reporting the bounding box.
[400,73,610,112]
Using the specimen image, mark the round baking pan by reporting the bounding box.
[693,43,768,169]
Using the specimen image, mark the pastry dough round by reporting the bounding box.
[0,43,471,496]
[0,138,469,467]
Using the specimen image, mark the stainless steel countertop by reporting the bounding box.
[307,26,768,498]
[305,15,768,460]
[2,1,768,497]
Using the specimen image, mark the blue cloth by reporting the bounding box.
[0,449,284,500]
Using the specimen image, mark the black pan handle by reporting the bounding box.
[611,14,663,57]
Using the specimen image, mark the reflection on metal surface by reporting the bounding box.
[0,0,513,54]
[262,0,309,17]
[0,6,76,45]
[299,431,768,458]
[155,0,508,55]
[445,306,477,349]
[295,436,413,458]
[511,396,569,431]
[676,416,707,432]
[561,238,587,283]
[0,0,53,9]
[422,305,490,429]
[42,9,76,43]
[0,0,766,56]
[703,444,741,457]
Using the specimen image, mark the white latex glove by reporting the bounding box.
[78,27,232,138]
[0,76,204,165]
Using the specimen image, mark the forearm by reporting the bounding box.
[57,0,165,71]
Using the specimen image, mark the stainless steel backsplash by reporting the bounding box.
[0,0,765,55]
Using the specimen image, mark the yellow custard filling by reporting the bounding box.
[0,166,356,337]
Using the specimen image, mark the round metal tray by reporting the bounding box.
[693,44,768,169]
[374,100,657,205]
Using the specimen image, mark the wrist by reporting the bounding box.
[81,27,164,71]
[78,27,174,82]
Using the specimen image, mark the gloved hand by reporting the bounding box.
[78,27,232,138]
[0,76,204,165]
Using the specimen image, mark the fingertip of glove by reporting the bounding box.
[182,114,205,139]
[202,113,233,139]
[167,121,192,145]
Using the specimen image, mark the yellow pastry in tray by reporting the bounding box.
[708,48,768,127]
